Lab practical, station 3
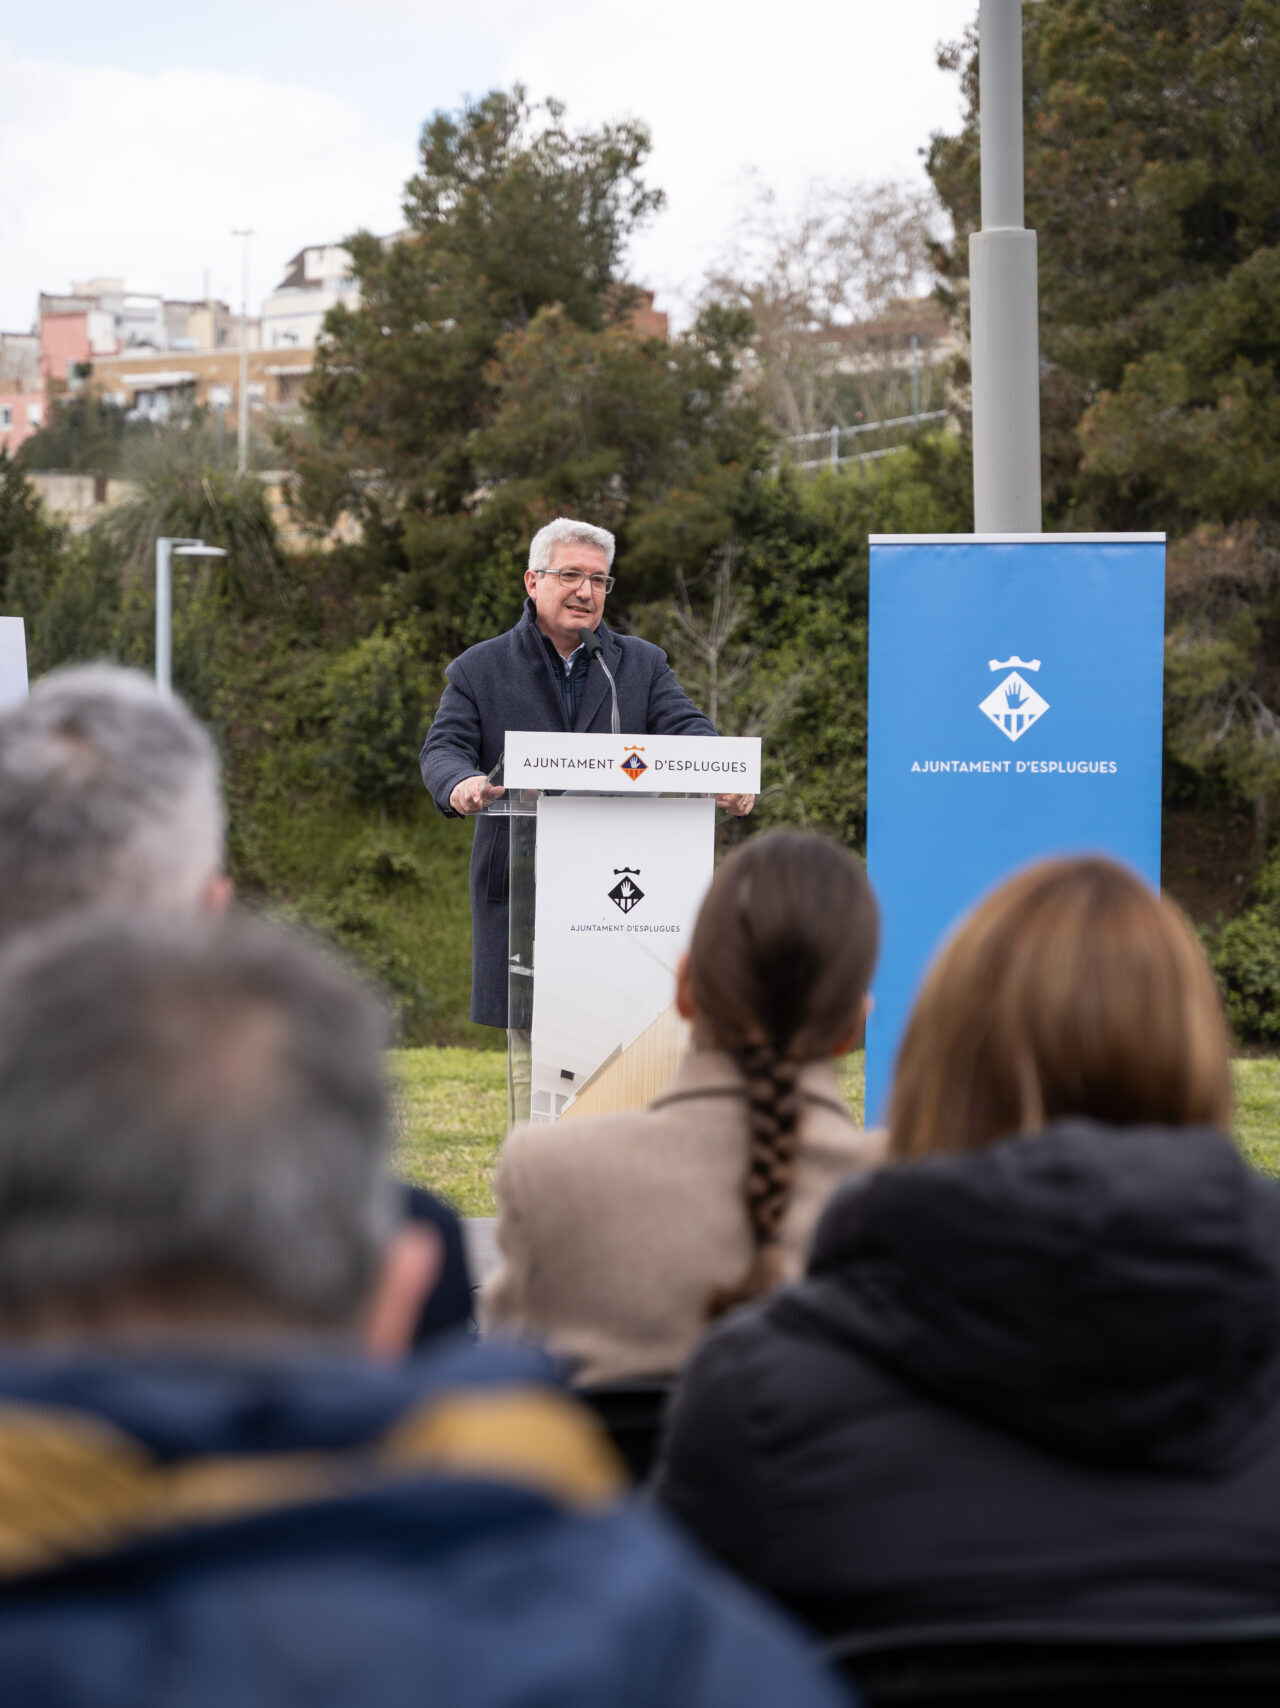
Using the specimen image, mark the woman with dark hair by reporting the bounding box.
[655,856,1280,1644]
[482,830,881,1386]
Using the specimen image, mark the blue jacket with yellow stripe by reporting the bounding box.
[0,1336,851,1708]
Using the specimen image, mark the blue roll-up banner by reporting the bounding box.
[865,533,1166,1123]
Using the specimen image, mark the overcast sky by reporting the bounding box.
[0,1,973,334]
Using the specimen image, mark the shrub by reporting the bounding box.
[324,623,434,813]
[343,829,429,892]
[269,886,434,1039]
[1205,856,1280,1042]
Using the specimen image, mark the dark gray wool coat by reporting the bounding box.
[420,599,716,1028]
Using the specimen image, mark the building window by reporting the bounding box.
[0,408,11,429]
[26,403,42,428]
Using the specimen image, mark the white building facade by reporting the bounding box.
[259,245,359,350]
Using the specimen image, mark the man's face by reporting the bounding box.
[524,541,610,656]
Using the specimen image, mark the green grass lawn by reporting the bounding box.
[235,777,495,1050]
[391,1047,1280,1216]
[1233,1058,1280,1175]
[390,1047,508,1215]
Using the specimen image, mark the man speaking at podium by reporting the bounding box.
[420,518,753,1030]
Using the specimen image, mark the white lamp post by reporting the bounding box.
[232,228,254,476]
[154,537,228,695]
[970,0,1043,534]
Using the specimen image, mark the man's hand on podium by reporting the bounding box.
[716,793,755,817]
[450,775,506,815]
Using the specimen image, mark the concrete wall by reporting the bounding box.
[26,471,137,530]
[27,468,359,554]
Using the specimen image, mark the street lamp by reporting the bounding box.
[970,0,1043,533]
[232,228,254,475]
[154,537,228,695]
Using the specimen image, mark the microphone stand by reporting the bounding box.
[578,627,620,736]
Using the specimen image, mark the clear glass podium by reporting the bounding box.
[500,790,537,1130]
[483,732,760,1129]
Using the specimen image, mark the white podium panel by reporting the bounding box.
[527,794,714,1123]
[505,730,759,794]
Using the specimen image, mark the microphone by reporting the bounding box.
[578,626,620,736]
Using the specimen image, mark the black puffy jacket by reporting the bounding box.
[654,1121,1280,1642]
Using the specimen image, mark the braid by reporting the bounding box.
[706,1041,803,1321]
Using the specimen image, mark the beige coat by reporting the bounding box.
[482,1050,883,1387]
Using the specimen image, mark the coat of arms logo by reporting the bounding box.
[609,868,644,913]
[979,655,1049,743]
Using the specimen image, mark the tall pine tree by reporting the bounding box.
[928,1,1280,528]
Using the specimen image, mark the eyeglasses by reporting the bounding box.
[537,568,615,594]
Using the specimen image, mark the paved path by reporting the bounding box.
[464,1217,500,1285]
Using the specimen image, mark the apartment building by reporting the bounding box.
[90,345,309,424]
[80,241,371,420]
[0,331,43,454]
[17,244,669,439]
[260,244,359,349]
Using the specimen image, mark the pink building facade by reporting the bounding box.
[0,393,45,455]
[39,312,93,384]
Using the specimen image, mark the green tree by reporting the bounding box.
[20,396,150,476]
[104,422,285,608]
[0,456,121,681]
[928,1,1280,525]
[390,300,764,640]
[9,529,124,677]
[293,88,662,519]
[1164,522,1280,855]
[0,453,66,606]
[652,434,973,849]
[290,87,764,646]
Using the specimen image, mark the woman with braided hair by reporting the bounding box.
[483,830,881,1390]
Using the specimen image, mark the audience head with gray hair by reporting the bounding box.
[0,664,228,942]
[0,911,396,1339]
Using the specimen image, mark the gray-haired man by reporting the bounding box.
[0,911,848,1708]
[420,518,753,1029]
[0,662,231,939]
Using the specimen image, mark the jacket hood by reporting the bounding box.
[0,1339,623,1581]
[0,1336,559,1459]
[792,1121,1280,1472]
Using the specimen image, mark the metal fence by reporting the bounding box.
[784,409,949,471]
